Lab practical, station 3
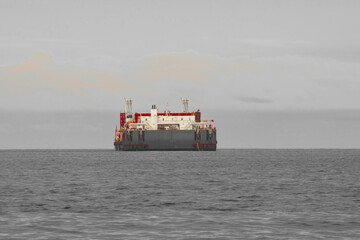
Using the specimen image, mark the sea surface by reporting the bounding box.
[0,149,359,239]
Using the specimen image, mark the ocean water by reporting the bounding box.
[0,149,359,239]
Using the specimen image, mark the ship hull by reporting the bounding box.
[114,129,217,151]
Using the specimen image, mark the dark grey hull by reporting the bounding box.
[114,129,217,151]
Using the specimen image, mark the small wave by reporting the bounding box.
[160,202,176,206]
[237,195,261,199]
[221,199,239,202]
[196,207,236,211]
[205,180,222,183]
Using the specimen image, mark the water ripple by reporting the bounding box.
[0,149,359,239]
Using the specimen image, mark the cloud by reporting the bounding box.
[1,52,261,97]
[4,52,358,111]
[138,53,258,83]
[5,53,52,74]
[0,52,133,95]
[138,53,217,82]
[237,96,273,104]
[31,38,77,44]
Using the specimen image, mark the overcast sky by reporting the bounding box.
[1,0,360,149]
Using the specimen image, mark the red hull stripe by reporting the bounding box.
[135,113,196,117]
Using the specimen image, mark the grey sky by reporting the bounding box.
[1,0,359,148]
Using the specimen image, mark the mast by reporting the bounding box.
[124,98,134,120]
[180,97,189,113]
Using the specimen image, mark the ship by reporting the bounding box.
[114,98,217,151]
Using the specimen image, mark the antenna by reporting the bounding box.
[180,97,189,113]
[165,102,170,116]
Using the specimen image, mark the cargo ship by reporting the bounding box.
[114,98,217,151]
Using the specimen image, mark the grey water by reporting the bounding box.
[0,149,359,239]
